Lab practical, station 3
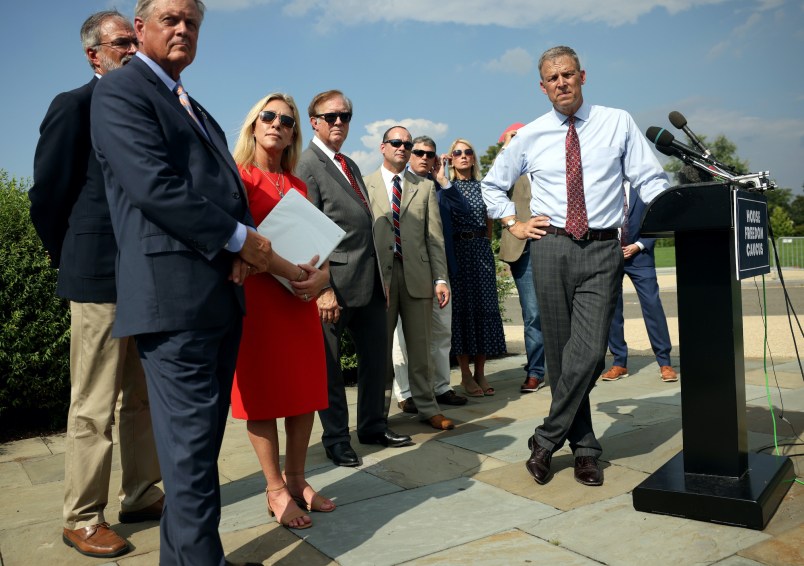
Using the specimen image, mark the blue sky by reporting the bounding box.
[2,0,802,192]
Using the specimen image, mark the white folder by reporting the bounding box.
[256,188,346,292]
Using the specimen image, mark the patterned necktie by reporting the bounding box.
[174,84,206,134]
[564,116,588,239]
[334,153,368,208]
[392,175,403,259]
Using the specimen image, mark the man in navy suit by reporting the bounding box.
[600,183,677,383]
[91,1,271,564]
[29,10,163,559]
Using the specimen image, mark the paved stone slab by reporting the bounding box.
[399,528,599,565]
[523,493,770,566]
[0,461,30,490]
[20,453,65,485]
[0,437,51,463]
[221,523,335,565]
[300,478,559,565]
[738,521,804,565]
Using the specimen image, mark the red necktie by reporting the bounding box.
[392,175,402,258]
[334,153,368,208]
[564,116,588,239]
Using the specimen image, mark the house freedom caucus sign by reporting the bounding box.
[734,191,770,280]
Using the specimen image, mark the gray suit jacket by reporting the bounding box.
[364,168,448,298]
[296,142,384,308]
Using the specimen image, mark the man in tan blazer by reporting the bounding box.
[364,126,454,430]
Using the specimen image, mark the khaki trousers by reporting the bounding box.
[64,302,162,529]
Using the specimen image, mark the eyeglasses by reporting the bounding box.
[314,112,352,124]
[96,38,139,51]
[411,149,436,158]
[258,110,295,128]
[384,139,413,151]
[452,148,475,157]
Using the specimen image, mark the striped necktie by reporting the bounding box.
[392,175,403,259]
[174,84,207,138]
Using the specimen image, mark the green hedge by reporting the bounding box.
[0,170,71,436]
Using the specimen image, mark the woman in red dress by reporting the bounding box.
[231,93,334,530]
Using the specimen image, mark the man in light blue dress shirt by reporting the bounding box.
[481,45,669,488]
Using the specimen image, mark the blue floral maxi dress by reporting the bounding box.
[450,179,507,357]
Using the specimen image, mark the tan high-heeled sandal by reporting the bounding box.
[460,376,484,397]
[283,472,336,513]
[266,483,312,529]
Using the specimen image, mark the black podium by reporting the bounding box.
[631,182,794,529]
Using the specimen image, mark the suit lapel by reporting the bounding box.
[311,144,371,215]
[366,171,392,223]
[400,171,419,217]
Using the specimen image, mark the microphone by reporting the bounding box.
[646,126,711,162]
[668,111,711,158]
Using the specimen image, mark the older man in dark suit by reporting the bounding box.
[296,90,412,468]
[90,1,270,564]
[29,10,162,559]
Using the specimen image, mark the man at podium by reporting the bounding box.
[481,45,669,488]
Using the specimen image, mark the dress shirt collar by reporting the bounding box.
[136,51,179,93]
[312,134,339,161]
[552,101,591,126]
[381,165,404,188]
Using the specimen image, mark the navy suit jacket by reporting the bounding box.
[29,77,117,303]
[90,57,251,337]
[625,184,657,270]
[431,174,469,279]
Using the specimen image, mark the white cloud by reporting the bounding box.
[278,0,733,29]
[484,47,533,75]
[349,118,449,174]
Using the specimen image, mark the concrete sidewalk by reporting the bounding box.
[1,271,802,565]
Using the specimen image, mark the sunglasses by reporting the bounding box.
[384,139,413,151]
[96,38,139,51]
[314,112,352,124]
[258,110,295,128]
[452,148,475,157]
[411,149,436,158]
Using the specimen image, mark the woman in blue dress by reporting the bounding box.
[445,138,506,396]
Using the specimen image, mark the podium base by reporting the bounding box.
[632,451,794,530]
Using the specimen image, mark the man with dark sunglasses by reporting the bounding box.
[297,90,412,467]
[364,126,454,431]
[29,10,163,559]
[482,45,669,488]
[391,136,469,414]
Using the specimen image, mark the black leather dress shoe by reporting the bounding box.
[398,398,418,414]
[525,436,552,485]
[358,429,413,448]
[325,441,360,467]
[574,456,603,486]
[435,390,468,406]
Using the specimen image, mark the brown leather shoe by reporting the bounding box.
[428,414,455,430]
[119,495,164,523]
[600,366,628,381]
[574,456,604,486]
[435,389,468,406]
[525,436,552,484]
[62,522,129,558]
[660,365,678,382]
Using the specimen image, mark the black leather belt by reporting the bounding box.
[454,228,488,241]
[543,225,618,241]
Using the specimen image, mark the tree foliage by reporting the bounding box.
[663,134,750,182]
[0,169,70,434]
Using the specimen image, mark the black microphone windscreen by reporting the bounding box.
[656,144,677,157]
[668,111,687,129]
[646,126,675,147]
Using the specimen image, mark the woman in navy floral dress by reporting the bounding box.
[445,138,506,396]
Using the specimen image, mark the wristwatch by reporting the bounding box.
[504,218,517,230]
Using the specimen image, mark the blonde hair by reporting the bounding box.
[448,138,482,181]
[232,92,303,173]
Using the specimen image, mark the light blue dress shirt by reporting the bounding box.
[482,102,669,230]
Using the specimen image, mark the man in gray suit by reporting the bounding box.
[296,90,412,468]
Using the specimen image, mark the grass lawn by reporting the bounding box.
[654,245,676,268]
